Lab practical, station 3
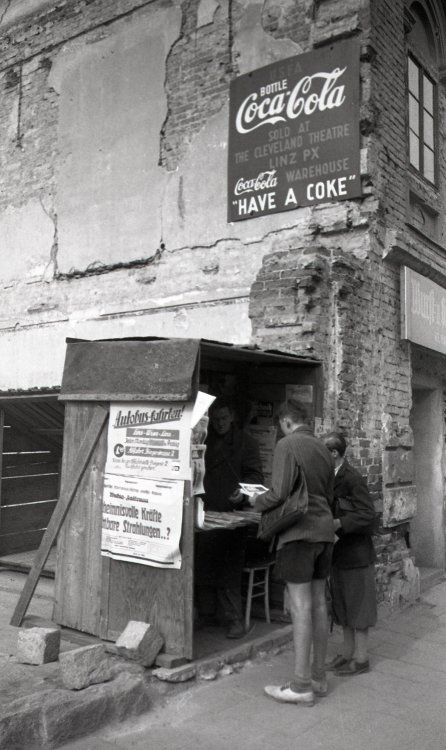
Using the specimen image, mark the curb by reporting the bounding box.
[153,625,293,683]
[0,624,293,749]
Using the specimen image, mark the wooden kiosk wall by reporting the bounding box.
[54,338,200,659]
[53,337,321,660]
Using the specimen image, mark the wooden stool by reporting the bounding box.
[243,558,274,630]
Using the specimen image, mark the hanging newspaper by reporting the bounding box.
[101,473,184,568]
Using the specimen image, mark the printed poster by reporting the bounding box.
[101,393,215,569]
[105,402,194,480]
[101,473,184,569]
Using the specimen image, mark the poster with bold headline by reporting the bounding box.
[101,473,183,568]
[105,402,194,481]
[228,39,361,221]
[102,394,215,569]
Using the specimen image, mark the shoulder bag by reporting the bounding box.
[258,445,309,541]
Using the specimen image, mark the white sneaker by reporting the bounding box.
[264,684,315,706]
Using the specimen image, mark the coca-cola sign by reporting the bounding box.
[228,40,361,222]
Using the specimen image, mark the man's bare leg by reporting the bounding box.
[311,578,329,682]
[287,581,313,690]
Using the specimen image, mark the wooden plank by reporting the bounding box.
[4,407,63,453]
[53,403,109,635]
[103,480,194,658]
[3,430,55,453]
[0,529,45,556]
[10,404,108,627]
[1,473,59,505]
[1,474,59,505]
[0,547,56,576]
[2,459,60,477]
[21,402,64,430]
[0,500,56,535]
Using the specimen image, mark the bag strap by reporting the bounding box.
[286,436,308,491]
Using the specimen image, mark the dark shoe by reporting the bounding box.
[326,654,350,671]
[226,620,246,639]
[335,659,370,676]
[311,678,328,697]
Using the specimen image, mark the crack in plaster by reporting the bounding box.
[0,0,12,28]
[58,245,165,280]
[39,196,59,281]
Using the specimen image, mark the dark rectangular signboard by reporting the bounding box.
[227,40,361,222]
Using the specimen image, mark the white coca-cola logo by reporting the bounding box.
[235,67,347,134]
[235,171,278,195]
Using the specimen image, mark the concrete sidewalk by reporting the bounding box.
[2,567,446,749]
[60,576,446,750]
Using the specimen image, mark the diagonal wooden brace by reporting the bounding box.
[10,404,109,627]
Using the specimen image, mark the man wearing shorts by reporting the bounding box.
[254,399,335,706]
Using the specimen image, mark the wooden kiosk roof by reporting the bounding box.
[59,337,319,402]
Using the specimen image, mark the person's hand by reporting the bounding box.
[228,488,243,504]
[333,518,342,533]
[246,493,258,507]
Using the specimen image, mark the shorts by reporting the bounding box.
[331,564,377,629]
[274,541,334,584]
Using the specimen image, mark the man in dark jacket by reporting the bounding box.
[254,399,335,705]
[324,432,377,676]
[195,397,263,638]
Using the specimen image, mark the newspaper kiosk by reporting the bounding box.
[52,337,321,660]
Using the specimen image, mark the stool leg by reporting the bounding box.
[264,567,271,624]
[245,569,254,630]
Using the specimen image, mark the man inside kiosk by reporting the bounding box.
[195,396,264,638]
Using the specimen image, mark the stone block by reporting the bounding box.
[383,447,415,485]
[115,620,164,667]
[59,644,114,691]
[16,627,61,665]
[43,673,151,747]
[382,485,417,527]
[0,696,45,749]
[153,665,197,683]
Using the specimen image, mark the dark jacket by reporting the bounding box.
[254,425,335,547]
[203,425,263,512]
[332,460,376,569]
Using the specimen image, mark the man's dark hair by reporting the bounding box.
[324,432,347,456]
[276,398,308,424]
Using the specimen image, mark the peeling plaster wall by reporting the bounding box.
[51,8,181,272]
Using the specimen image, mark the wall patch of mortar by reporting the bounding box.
[40,197,59,282]
[197,0,220,28]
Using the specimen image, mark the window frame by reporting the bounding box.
[407,52,438,186]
